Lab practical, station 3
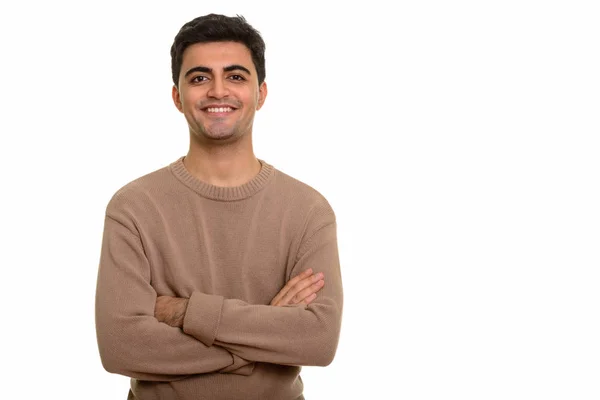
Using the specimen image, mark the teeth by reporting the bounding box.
[206,107,233,113]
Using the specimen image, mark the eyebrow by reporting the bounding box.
[184,64,252,78]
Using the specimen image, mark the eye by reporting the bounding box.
[191,76,208,83]
[229,75,246,81]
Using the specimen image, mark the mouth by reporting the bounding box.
[202,105,237,115]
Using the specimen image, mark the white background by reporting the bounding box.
[1,1,599,399]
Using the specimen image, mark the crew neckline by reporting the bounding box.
[169,156,275,201]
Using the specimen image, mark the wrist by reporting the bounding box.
[176,298,189,328]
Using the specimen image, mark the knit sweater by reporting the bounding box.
[95,156,343,400]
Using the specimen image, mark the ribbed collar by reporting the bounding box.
[169,156,275,201]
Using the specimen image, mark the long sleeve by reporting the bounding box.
[95,213,249,381]
[182,208,343,366]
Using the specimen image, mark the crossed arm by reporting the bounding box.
[96,206,342,381]
[155,268,325,327]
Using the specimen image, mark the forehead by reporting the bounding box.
[181,41,254,71]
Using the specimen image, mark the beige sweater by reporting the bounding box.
[95,157,343,400]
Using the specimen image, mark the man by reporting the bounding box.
[95,13,343,400]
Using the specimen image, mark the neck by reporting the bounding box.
[183,136,261,187]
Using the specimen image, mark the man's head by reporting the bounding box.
[170,14,268,144]
[170,14,266,88]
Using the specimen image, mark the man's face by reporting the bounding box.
[172,41,267,144]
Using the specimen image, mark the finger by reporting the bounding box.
[270,268,313,305]
[301,293,317,305]
[272,272,317,306]
[280,273,323,305]
[290,279,325,304]
[271,273,310,305]
[278,274,321,305]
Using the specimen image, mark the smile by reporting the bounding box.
[205,107,235,113]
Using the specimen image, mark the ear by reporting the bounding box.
[256,81,268,110]
[172,85,183,112]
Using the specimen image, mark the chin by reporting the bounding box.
[203,130,239,142]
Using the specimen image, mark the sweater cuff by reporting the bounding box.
[183,291,224,346]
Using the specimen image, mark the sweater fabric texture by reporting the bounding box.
[95,156,343,400]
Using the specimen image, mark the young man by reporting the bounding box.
[95,13,343,400]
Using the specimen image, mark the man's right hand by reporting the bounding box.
[270,268,325,306]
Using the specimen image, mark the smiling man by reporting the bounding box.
[176,42,263,148]
[95,14,343,400]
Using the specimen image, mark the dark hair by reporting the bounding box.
[170,14,266,87]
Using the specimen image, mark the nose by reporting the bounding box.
[207,77,229,99]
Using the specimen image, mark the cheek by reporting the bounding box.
[184,98,201,114]
[180,89,200,107]
[247,92,261,109]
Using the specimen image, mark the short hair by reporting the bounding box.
[170,14,266,87]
